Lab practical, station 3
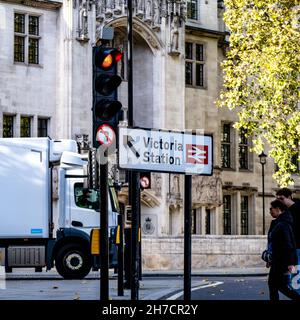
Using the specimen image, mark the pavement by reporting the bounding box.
[2,267,269,300]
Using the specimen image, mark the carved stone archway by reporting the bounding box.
[97,17,164,54]
[118,187,160,208]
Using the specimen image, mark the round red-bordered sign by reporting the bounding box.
[140,175,150,189]
[96,124,116,146]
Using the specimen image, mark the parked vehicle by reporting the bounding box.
[0,138,118,279]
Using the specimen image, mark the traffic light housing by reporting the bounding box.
[93,46,123,148]
[140,172,151,190]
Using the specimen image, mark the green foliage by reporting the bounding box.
[218,0,300,186]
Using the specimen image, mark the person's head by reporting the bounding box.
[269,199,287,219]
[82,188,91,198]
[276,188,294,207]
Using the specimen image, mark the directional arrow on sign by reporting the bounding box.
[123,135,140,158]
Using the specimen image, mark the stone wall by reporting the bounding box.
[142,235,267,270]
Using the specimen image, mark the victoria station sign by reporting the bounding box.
[118,127,213,175]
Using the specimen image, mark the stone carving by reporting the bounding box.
[167,174,183,210]
[78,0,89,41]
[106,0,113,9]
[75,134,90,151]
[153,172,162,197]
[171,174,181,197]
[145,0,152,20]
[96,0,185,21]
[132,23,160,49]
[153,0,160,25]
[136,0,144,17]
[95,0,186,49]
[193,173,223,206]
[142,216,155,235]
[114,0,122,14]
[105,0,114,18]
[169,14,180,54]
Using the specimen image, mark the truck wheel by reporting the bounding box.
[55,243,91,279]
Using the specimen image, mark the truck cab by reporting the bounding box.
[0,138,119,279]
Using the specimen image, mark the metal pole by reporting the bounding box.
[262,164,265,235]
[139,219,142,280]
[100,150,109,300]
[127,0,133,126]
[130,171,140,300]
[127,0,140,300]
[117,214,124,296]
[184,175,192,300]
[124,226,131,288]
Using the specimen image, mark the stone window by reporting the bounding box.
[221,122,233,169]
[241,195,249,235]
[185,42,205,88]
[205,208,211,235]
[187,0,198,20]
[3,115,14,137]
[14,13,40,64]
[38,118,49,137]
[192,209,197,234]
[239,129,249,170]
[223,195,231,235]
[20,116,32,137]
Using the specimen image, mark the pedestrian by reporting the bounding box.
[264,199,300,300]
[276,188,300,249]
[77,188,97,209]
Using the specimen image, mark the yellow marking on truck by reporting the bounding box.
[116,225,121,244]
[91,228,100,255]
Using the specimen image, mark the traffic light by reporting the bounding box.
[93,46,123,148]
[140,172,151,190]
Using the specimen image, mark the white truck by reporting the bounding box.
[0,138,119,279]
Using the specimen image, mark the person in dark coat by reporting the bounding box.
[266,199,300,300]
[276,188,300,249]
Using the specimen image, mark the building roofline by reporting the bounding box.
[186,25,229,39]
[2,0,62,9]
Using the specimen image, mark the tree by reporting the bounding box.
[218,0,300,186]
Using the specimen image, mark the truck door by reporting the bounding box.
[69,182,100,234]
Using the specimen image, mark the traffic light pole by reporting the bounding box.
[184,175,192,300]
[127,0,140,300]
[127,0,133,131]
[93,28,125,302]
[100,150,109,300]
[117,213,124,296]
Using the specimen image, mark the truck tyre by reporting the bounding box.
[55,243,91,279]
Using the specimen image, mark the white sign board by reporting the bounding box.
[118,127,213,175]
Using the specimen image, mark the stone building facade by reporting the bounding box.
[0,0,299,269]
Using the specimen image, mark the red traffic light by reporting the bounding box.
[114,51,122,63]
[95,48,123,71]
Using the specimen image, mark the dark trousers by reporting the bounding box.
[268,267,300,300]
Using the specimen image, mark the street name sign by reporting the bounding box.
[118,127,213,175]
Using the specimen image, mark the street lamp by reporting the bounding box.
[259,151,267,235]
